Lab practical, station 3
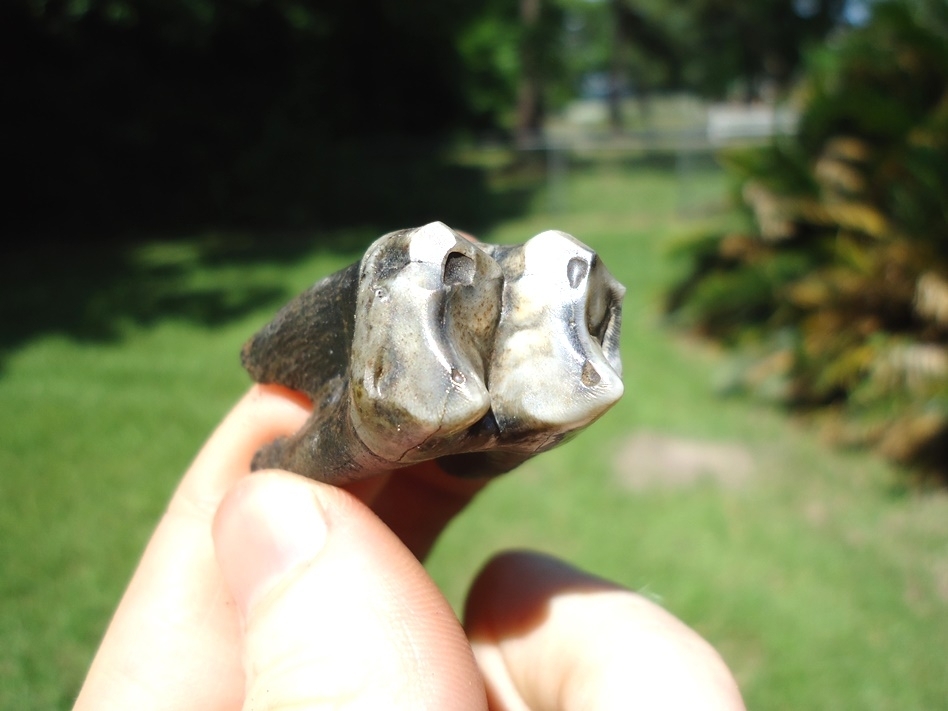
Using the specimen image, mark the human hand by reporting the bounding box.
[74,385,745,710]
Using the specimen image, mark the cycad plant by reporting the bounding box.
[668,0,948,480]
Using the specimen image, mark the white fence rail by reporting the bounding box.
[513,101,798,213]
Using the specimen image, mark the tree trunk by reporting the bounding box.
[515,0,543,145]
[608,0,625,133]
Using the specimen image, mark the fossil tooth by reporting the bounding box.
[482,230,625,450]
[348,222,501,465]
[241,222,625,483]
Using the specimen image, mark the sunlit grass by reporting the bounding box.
[2,158,946,709]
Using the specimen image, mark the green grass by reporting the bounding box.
[3,157,947,709]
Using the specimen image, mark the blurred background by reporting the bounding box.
[2,0,946,708]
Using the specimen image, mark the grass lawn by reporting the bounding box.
[2,155,946,709]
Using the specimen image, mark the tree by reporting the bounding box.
[554,0,848,125]
[607,0,678,130]
[667,1,948,480]
[670,0,847,100]
[3,0,520,237]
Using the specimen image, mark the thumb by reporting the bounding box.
[212,471,486,711]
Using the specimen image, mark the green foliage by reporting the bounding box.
[666,0,846,99]
[553,0,848,120]
[7,0,858,238]
[667,1,948,479]
[4,0,518,238]
[457,7,521,120]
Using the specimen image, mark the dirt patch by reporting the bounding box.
[613,430,755,491]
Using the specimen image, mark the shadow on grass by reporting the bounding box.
[1,237,292,362]
[1,149,539,371]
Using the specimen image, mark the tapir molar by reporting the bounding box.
[486,230,625,437]
[349,222,500,462]
[241,221,625,482]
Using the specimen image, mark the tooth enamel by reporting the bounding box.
[241,223,624,483]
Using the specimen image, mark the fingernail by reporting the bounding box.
[214,474,328,619]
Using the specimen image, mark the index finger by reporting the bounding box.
[171,383,312,520]
[182,384,486,561]
[75,384,311,711]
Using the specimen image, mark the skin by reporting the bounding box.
[74,384,746,710]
